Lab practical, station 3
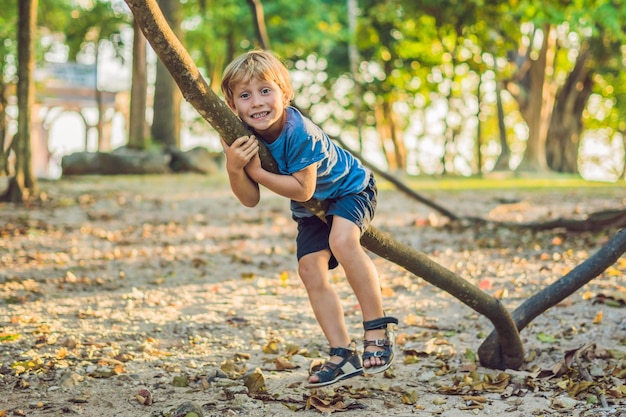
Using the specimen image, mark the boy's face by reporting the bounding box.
[230,76,286,142]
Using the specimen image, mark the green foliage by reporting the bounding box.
[0,0,131,81]
[182,0,350,87]
[63,0,130,62]
[38,1,75,34]
[0,0,17,81]
[2,0,625,178]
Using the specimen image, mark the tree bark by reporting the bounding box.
[479,227,626,366]
[347,0,364,152]
[94,34,111,152]
[61,149,170,176]
[128,18,148,150]
[246,0,270,50]
[511,24,556,173]
[375,60,406,172]
[3,0,38,202]
[0,82,9,175]
[151,0,182,149]
[491,82,511,171]
[545,48,592,174]
[475,76,483,175]
[374,100,397,170]
[622,131,626,180]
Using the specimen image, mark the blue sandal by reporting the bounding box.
[362,316,399,374]
[306,346,363,388]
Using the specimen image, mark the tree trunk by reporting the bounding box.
[347,0,364,152]
[246,0,270,50]
[375,60,406,172]
[374,101,397,170]
[3,0,38,202]
[475,76,483,175]
[0,81,9,175]
[546,48,592,174]
[94,36,111,152]
[151,0,182,149]
[128,18,148,150]
[387,100,406,171]
[622,131,626,180]
[512,24,557,173]
[62,149,170,176]
[491,82,511,171]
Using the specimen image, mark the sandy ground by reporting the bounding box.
[0,174,625,417]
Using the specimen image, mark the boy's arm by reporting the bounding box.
[221,136,261,207]
[245,155,317,203]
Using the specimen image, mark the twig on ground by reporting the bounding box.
[573,344,609,410]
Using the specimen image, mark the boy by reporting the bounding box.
[220,50,397,387]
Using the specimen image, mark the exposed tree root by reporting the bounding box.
[477,228,626,369]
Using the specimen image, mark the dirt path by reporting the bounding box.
[1,174,625,417]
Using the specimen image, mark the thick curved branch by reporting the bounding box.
[478,227,626,368]
[125,0,524,369]
[361,227,523,369]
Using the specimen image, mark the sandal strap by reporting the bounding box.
[329,346,357,358]
[362,348,392,360]
[363,316,398,331]
[310,347,363,384]
[363,338,392,348]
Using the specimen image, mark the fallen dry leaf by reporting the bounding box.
[274,356,298,371]
[244,368,267,394]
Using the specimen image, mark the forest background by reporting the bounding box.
[1,0,626,199]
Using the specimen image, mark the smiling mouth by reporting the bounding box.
[251,112,268,119]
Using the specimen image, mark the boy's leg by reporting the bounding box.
[298,250,353,383]
[328,217,388,369]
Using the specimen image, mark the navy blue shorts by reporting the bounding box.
[294,175,377,270]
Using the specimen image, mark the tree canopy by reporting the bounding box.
[1,0,625,202]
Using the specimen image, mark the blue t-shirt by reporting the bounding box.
[261,107,370,218]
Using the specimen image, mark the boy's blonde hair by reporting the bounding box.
[221,50,294,110]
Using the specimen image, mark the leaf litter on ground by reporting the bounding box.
[0,174,625,416]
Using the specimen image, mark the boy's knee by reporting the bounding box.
[298,253,328,286]
[329,235,358,259]
[298,257,321,277]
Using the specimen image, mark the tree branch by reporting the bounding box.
[125,0,626,371]
[478,227,626,367]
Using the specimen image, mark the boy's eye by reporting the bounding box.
[261,87,271,94]
[239,92,250,99]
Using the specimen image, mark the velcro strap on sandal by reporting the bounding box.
[329,346,356,358]
[363,316,399,331]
